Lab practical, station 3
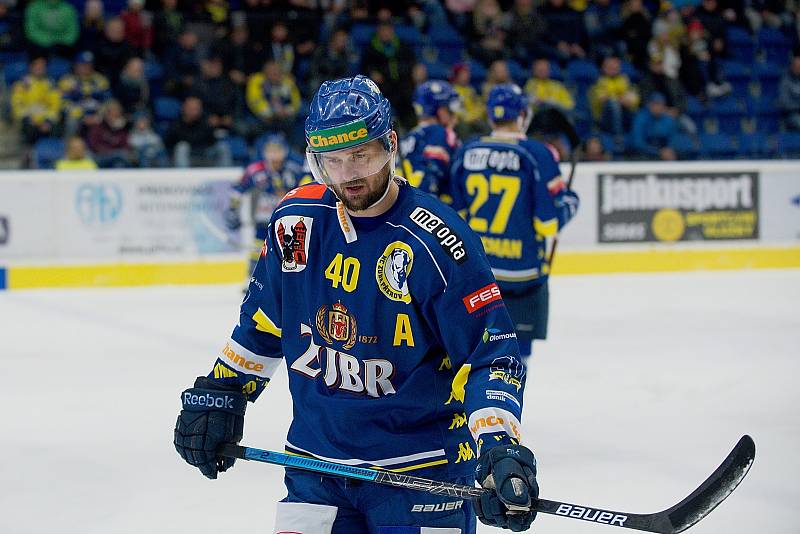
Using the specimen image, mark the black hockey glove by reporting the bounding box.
[474,444,539,532]
[223,199,242,231]
[174,376,246,479]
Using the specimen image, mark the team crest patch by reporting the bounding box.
[275,216,312,272]
[316,301,357,350]
[375,241,413,304]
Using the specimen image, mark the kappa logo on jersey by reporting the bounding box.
[316,301,357,350]
[275,215,312,272]
[409,207,468,264]
[290,323,396,398]
[489,355,525,391]
[376,241,413,304]
[463,283,502,313]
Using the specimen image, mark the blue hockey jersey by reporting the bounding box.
[398,123,460,202]
[451,134,578,294]
[232,158,305,227]
[207,180,526,477]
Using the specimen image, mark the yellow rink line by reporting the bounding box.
[3,246,799,289]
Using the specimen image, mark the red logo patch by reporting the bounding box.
[463,283,502,313]
[281,183,326,202]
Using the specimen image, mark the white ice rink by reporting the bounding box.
[1,269,798,534]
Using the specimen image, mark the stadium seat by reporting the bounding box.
[2,61,28,86]
[32,137,65,169]
[422,60,449,81]
[394,25,422,48]
[222,136,251,166]
[747,96,781,133]
[548,62,565,81]
[672,135,700,159]
[143,60,164,81]
[738,133,771,159]
[754,62,783,99]
[699,133,738,158]
[46,57,72,80]
[350,23,376,48]
[507,60,528,85]
[710,97,746,134]
[726,26,756,61]
[720,61,752,96]
[757,27,792,64]
[154,97,181,122]
[620,60,640,82]
[468,60,487,87]
[775,132,800,158]
[565,59,599,91]
[685,96,709,130]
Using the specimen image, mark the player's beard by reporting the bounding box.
[330,160,392,212]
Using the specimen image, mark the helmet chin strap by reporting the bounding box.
[360,154,396,211]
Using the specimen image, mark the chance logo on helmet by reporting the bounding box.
[308,120,369,151]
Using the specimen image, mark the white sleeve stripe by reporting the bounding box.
[220,338,282,379]
[273,203,336,215]
[384,221,448,289]
[468,407,522,443]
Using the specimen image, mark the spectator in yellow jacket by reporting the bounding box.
[56,136,98,170]
[245,59,301,139]
[589,55,640,136]
[11,56,63,145]
[449,63,487,138]
[524,58,575,114]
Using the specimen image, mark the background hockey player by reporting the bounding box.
[398,79,461,204]
[451,84,580,358]
[225,134,304,278]
[174,75,539,533]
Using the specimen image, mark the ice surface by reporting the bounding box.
[0,270,797,534]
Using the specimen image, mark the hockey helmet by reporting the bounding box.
[305,75,396,186]
[413,80,461,118]
[487,83,531,127]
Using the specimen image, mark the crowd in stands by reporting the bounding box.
[0,0,799,169]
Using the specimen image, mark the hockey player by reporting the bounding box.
[451,84,580,358]
[225,134,304,277]
[175,75,539,533]
[398,79,461,203]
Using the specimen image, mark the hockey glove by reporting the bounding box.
[174,376,246,479]
[224,199,242,231]
[474,444,539,532]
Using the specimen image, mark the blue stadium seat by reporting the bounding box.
[754,62,783,99]
[222,136,251,166]
[47,57,72,81]
[699,133,738,158]
[726,26,756,61]
[143,60,164,81]
[32,137,65,169]
[468,60,487,88]
[747,95,781,133]
[3,61,28,86]
[422,60,449,81]
[720,61,752,96]
[776,132,800,158]
[672,135,700,159]
[395,25,422,48]
[154,97,181,122]
[620,60,640,82]
[548,62,564,81]
[0,51,27,65]
[738,133,771,158]
[711,97,747,134]
[507,60,528,85]
[757,27,792,64]
[565,59,599,91]
[685,96,709,129]
[598,132,626,156]
[350,23,376,48]
[429,24,465,64]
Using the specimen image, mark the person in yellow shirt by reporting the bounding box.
[524,58,575,114]
[245,59,301,140]
[589,55,640,136]
[10,56,63,145]
[56,136,98,170]
[449,63,487,138]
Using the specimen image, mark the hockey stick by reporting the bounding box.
[219,434,755,533]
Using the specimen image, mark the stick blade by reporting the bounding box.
[664,435,756,533]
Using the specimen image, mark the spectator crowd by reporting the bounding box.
[1,0,799,168]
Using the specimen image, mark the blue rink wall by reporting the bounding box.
[1,162,799,290]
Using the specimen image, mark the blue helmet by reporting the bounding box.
[487,83,529,123]
[412,80,460,118]
[305,75,393,153]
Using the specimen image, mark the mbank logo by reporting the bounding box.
[482,327,517,343]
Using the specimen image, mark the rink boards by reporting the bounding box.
[1,161,799,289]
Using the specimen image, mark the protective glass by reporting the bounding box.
[306,131,395,186]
